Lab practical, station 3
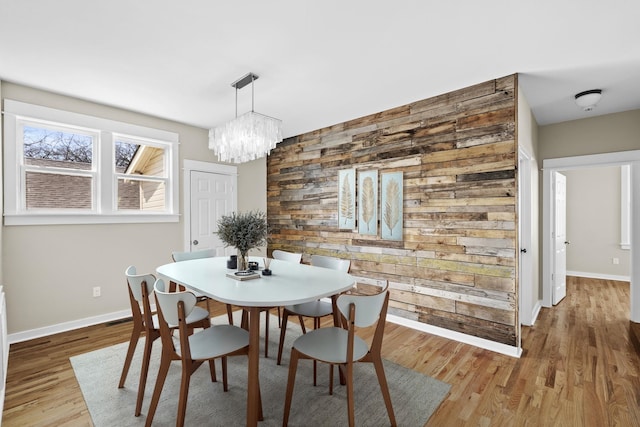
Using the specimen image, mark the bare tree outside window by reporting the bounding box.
[22,126,139,170]
[115,140,139,169]
[23,126,93,165]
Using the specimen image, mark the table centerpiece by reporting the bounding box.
[217,210,268,272]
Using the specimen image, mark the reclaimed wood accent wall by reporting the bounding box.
[267,75,518,346]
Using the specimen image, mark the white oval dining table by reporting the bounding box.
[156,256,355,426]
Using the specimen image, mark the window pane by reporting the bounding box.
[26,172,92,209]
[115,140,165,177]
[118,178,165,211]
[23,125,93,170]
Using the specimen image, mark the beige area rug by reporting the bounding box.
[71,313,450,426]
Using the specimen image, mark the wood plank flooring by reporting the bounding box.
[3,276,639,426]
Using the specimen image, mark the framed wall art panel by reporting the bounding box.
[338,168,356,229]
[358,170,378,235]
[381,171,403,240]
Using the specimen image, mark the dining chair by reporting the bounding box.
[272,249,302,263]
[277,254,351,384]
[172,248,235,324]
[276,254,350,351]
[238,250,305,358]
[270,249,303,328]
[118,266,210,417]
[145,279,262,427]
[282,284,396,427]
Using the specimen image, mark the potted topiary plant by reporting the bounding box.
[216,210,268,272]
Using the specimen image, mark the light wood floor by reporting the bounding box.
[3,276,639,426]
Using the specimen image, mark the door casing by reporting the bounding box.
[542,150,640,322]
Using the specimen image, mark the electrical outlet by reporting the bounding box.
[613,258,620,265]
[93,286,101,297]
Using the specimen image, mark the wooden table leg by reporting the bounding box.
[247,306,260,426]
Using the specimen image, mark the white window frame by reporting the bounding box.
[3,99,179,225]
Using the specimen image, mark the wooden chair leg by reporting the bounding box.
[134,334,155,416]
[257,377,264,421]
[264,309,270,358]
[144,351,172,427]
[241,310,249,330]
[338,364,346,386]
[282,348,300,426]
[312,318,319,386]
[177,366,191,427]
[222,356,229,391]
[372,356,397,426]
[118,323,142,388]
[277,310,290,365]
[208,358,217,383]
[329,364,334,395]
[346,362,355,427]
[313,360,317,386]
[226,304,234,325]
[299,315,307,334]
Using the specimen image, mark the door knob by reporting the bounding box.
[193,240,199,245]
[520,248,527,253]
[564,241,570,245]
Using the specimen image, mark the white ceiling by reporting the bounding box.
[1,1,639,139]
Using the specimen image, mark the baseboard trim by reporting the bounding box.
[567,271,630,282]
[8,309,132,345]
[10,304,524,358]
[531,300,542,325]
[386,313,522,358]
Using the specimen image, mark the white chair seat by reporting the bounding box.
[149,305,208,330]
[293,327,369,364]
[185,324,250,360]
[186,306,210,323]
[285,300,332,318]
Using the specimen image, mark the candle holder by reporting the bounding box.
[262,257,272,275]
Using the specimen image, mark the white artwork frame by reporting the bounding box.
[358,170,378,235]
[338,168,356,229]
[381,171,403,240]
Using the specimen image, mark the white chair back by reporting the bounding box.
[311,254,351,272]
[172,248,215,262]
[153,279,197,326]
[337,286,388,328]
[125,265,155,302]
[272,250,302,263]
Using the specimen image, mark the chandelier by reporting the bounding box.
[209,72,282,164]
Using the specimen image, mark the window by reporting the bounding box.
[3,99,179,225]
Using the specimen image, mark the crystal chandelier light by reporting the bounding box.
[209,72,282,164]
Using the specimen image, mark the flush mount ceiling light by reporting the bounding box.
[209,72,282,164]
[574,89,602,112]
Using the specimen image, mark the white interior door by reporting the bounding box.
[553,171,567,305]
[518,150,533,327]
[190,170,235,255]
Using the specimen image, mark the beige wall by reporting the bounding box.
[237,157,268,256]
[1,82,266,336]
[564,166,630,278]
[538,109,640,290]
[516,86,541,313]
[539,109,640,159]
